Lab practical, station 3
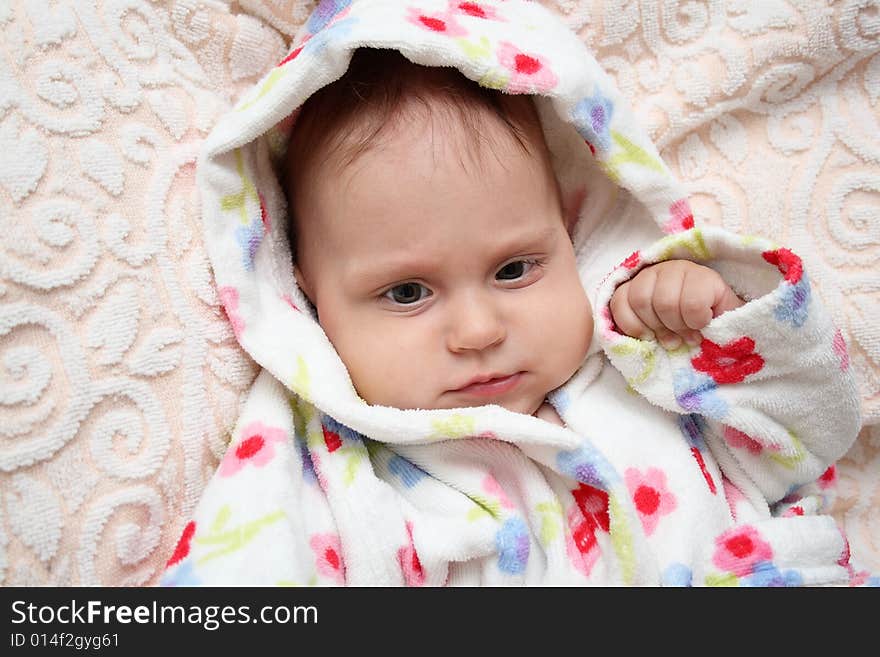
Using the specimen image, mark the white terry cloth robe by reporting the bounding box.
[161,0,863,587]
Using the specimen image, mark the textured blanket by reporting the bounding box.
[160,0,866,586]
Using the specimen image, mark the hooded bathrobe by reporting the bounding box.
[161,0,862,587]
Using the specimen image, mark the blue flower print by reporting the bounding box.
[662,563,693,587]
[302,14,357,58]
[496,517,530,575]
[295,433,317,484]
[160,560,202,587]
[678,414,708,450]
[234,218,262,271]
[388,455,428,488]
[547,388,571,415]
[741,561,803,587]
[556,443,609,489]
[323,415,363,443]
[673,368,728,420]
[774,277,811,328]
[306,0,352,34]
[572,91,614,152]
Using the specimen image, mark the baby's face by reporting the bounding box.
[293,117,593,416]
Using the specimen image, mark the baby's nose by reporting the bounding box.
[446,293,506,353]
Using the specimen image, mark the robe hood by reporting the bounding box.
[198,0,692,439]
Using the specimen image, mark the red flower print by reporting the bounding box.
[712,525,772,576]
[398,522,425,586]
[514,53,541,75]
[322,425,342,452]
[571,483,610,533]
[310,533,346,585]
[566,484,610,576]
[166,521,196,567]
[691,337,765,384]
[621,251,640,269]
[421,16,446,30]
[625,468,677,536]
[690,447,717,495]
[762,248,803,284]
[457,2,486,18]
[219,421,287,477]
[818,465,836,489]
[276,45,304,67]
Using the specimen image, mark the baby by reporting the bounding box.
[285,48,743,422]
[167,0,862,586]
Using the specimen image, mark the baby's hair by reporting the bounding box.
[284,48,552,259]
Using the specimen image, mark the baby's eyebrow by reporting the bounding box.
[345,223,558,290]
[346,254,444,290]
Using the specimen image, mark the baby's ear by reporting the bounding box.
[561,184,587,237]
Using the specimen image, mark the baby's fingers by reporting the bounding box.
[610,281,655,340]
[680,267,716,331]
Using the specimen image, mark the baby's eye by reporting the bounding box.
[384,282,432,305]
[496,259,534,281]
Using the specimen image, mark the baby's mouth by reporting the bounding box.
[450,372,524,398]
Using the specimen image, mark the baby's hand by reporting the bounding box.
[609,260,744,349]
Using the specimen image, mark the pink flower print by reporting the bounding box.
[218,286,245,341]
[721,477,746,520]
[664,198,695,233]
[282,294,301,313]
[565,505,601,577]
[625,468,677,536]
[397,521,425,586]
[762,247,803,284]
[219,421,287,477]
[712,525,773,576]
[310,533,346,585]
[599,305,620,341]
[406,7,467,36]
[482,475,515,510]
[258,192,271,231]
[724,426,763,455]
[496,41,558,94]
[832,329,849,371]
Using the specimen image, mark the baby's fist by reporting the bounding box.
[609,260,743,349]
